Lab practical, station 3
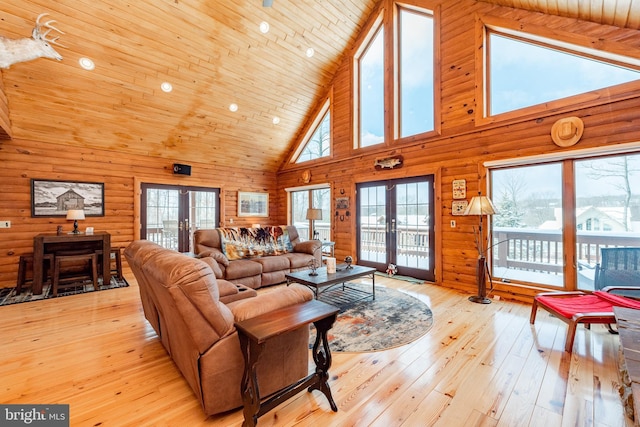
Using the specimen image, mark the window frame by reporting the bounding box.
[476,16,640,127]
[292,97,332,164]
[285,183,332,241]
[486,142,640,292]
[353,11,385,150]
[394,4,438,141]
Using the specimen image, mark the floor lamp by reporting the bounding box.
[463,193,497,304]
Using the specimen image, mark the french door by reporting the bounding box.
[141,183,219,252]
[357,176,435,281]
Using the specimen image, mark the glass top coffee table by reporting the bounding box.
[286,264,377,300]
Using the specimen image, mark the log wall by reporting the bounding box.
[277,0,640,301]
[0,138,278,288]
[0,75,10,139]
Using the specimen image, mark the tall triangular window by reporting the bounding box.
[295,101,330,163]
[488,32,640,116]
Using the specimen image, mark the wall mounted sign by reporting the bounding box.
[374,155,403,170]
[452,179,466,199]
[452,200,468,216]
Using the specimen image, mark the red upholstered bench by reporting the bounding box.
[530,287,640,353]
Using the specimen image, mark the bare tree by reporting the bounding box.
[582,156,639,231]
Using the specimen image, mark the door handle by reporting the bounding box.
[391,219,396,233]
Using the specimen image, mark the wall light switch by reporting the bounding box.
[0,221,10,228]
[450,220,456,228]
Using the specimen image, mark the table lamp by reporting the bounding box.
[66,209,86,234]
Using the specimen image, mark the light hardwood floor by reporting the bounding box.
[1,273,632,427]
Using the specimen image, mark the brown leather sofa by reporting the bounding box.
[193,226,321,289]
[124,240,314,416]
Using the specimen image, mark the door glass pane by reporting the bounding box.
[359,185,387,263]
[395,181,430,269]
[191,191,218,230]
[291,191,310,239]
[491,164,564,286]
[146,188,179,251]
[575,154,640,290]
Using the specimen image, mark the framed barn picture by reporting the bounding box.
[31,179,105,217]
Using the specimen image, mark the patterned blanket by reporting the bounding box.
[218,226,293,261]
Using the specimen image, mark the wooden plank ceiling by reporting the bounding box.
[0,0,638,172]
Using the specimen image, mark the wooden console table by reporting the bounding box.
[235,299,339,427]
[33,231,111,295]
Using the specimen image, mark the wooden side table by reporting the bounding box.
[235,300,339,427]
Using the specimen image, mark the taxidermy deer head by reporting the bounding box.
[0,13,65,69]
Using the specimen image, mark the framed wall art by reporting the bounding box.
[452,200,468,216]
[452,179,466,199]
[335,197,350,210]
[31,179,105,217]
[238,191,269,217]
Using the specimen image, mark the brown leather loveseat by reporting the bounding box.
[124,240,314,416]
[194,225,321,289]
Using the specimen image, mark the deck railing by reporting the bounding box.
[147,222,639,287]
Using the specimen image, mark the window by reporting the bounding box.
[289,187,331,240]
[491,164,564,287]
[488,32,640,117]
[398,7,434,138]
[356,20,385,148]
[295,101,331,163]
[489,152,640,290]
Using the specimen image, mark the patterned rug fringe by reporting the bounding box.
[0,277,129,306]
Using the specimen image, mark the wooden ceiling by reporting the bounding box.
[1,0,638,172]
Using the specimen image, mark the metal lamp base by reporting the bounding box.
[468,295,491,304]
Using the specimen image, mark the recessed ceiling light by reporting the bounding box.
[229,103,238,112]
[79,57,95,70]
[160,82,173,93]
[272,116,280,125]
[259,21,270,34]
[306,48,315,58]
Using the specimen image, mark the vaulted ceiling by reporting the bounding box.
[1,0,638,172]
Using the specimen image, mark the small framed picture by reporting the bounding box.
[452,179,466,200]
[238,191,269,217]
[452,200,468,216]
[336,197,350,210]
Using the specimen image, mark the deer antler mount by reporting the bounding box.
[0,13,65,69]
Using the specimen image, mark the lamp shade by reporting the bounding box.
[66,209,86,220]
[306,208,322,221]
[463,196,497,216]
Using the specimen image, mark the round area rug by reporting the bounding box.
[310,283,433,352]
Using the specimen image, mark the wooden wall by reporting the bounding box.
[0,75,10,139]
[277,0,640,301]
[0,138,278,289]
